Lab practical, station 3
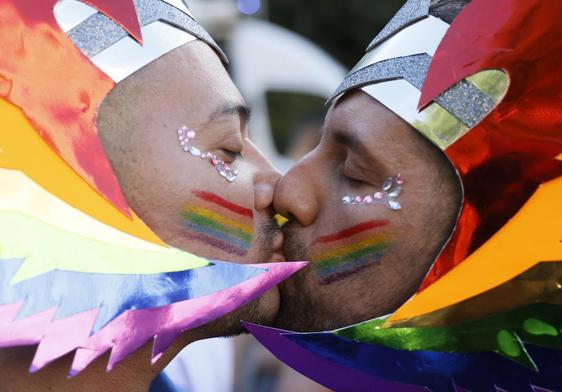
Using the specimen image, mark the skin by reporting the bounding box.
[273,91,462,332]
[0,41,284,390]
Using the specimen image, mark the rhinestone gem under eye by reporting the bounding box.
[341,174,404,211]
[177,126,239,183]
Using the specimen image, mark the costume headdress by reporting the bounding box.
[248,0,562,389]
[0,0,304,375]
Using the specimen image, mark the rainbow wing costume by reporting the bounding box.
[248,0,562,390]
[0,0,304,375]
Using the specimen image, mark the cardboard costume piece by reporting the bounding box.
[0,0,305,375]
[248,0,562,390]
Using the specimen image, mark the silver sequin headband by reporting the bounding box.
[328,0,507,150]
[54,0,227,82]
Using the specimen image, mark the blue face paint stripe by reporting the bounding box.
[315,251,386,279]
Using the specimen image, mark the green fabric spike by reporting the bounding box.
[0,210,209,283]
[335,303,562,369]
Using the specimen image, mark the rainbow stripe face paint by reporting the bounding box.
[310,220,391,285]
[342,174,404,210]
[182,190,254,256]
[177,126,239,183]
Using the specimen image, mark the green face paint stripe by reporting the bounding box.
[182,211,252,243]
[312,242,391,270]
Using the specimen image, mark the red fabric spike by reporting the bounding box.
[82,0,142,43]
[418,0,562,290]
[0,0,133,216]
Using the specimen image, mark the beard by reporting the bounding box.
[202,290,279,338]
[194,218,282,338]
[272,223,344,332]
[255,218,279,261]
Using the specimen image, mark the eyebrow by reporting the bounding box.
[332,127,386,170]
[211,103,252,125]
[333,129,370,156]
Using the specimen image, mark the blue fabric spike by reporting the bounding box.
[287,332,562,392]
[0,259,264,333]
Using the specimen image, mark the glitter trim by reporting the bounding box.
[67,0,226,61]
[330,54,431,102]
[366,0,431,51]
[436,79,497,128]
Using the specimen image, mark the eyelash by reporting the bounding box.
[341,161,367,187]
[220,149,242,162]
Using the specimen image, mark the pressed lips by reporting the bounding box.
[271,230,286,262]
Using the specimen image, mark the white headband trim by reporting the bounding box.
[91,21,197,82]
[331,15,501,149]
[351,16,449,74]
[54,0,223,83]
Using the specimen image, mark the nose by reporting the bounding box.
[248,140,282,212]
[254,170,280,211]
[274,154,320,227]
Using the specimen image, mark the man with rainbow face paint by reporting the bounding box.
[248,0,562,390]
[0,0,306,389]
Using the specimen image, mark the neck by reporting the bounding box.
[0,331,204,391]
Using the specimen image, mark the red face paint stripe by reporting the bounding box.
[312,220,389,245]
[192,190,253,218]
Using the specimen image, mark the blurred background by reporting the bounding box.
[153,0,404,391]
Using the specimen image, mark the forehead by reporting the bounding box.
[119,40,242,110]
[325,91,415,144]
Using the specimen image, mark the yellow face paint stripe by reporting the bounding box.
[311,235,389,262]
[0,210,208,284]
[0,169,168,252]
[0,98,163,245]
[184,205,253,235]
[390,176,562,323]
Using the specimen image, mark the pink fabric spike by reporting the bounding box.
[0,261,306,375]
[70,348,108,377]
[151,331,181,365]
[30,308,99,373]
[60,261,305,375]
[0,307,57,347]
[102,261,307,371]
[0,301,23,326]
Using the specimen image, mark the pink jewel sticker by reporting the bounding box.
[341,175,404,211]
[177,126,239,183]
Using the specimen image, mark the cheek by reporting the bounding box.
[306,213,395,285]
[177,184,256,256]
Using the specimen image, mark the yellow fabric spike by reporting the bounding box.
[0,98,163,245]
[0,168,167,251]
[0,210,208,284]
[390,176,562,323]
[274,214,289,228]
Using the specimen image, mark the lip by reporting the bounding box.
[271,230,286,262]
